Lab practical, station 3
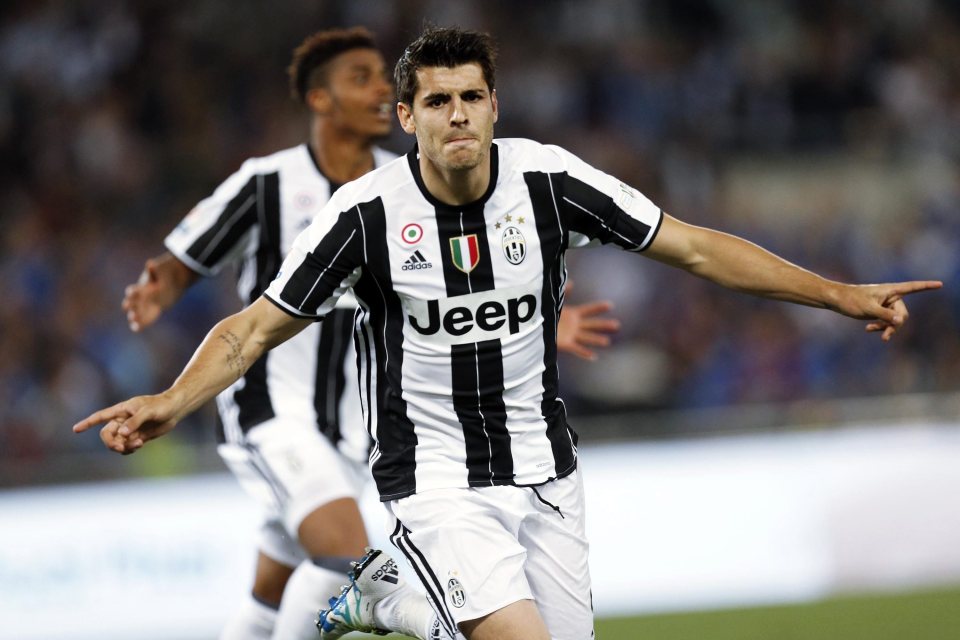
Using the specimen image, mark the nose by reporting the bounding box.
[450,97,468,126]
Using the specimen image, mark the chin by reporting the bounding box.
[444,151,483,171]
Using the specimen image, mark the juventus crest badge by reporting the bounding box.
[501,226,526,265]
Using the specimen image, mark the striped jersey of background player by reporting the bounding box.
[115,27,396,640]
[74,25,940,640]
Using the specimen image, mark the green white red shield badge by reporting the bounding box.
[449,234,480,273]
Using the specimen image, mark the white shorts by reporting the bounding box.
[218,417,368,568]
[385,470,593,640]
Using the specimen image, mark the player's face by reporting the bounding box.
[397,63,498,172]
[317,48,393,139]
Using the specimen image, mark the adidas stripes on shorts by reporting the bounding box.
[385,468,594,640]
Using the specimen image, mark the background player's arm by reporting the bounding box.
[122,251,201,331]
[556,282,620,361]
[645,213,942,341]
[74,297,311,453]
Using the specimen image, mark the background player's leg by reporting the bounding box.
[271,497,369,640]
[219,551,292,639]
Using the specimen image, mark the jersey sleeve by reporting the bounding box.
[549,145,663,252]
[263,202,364,320]
[164,159,262,276]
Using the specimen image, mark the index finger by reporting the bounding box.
[72,403,132,434]
[886,280,943,297]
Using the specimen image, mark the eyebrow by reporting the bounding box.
[420,88,486,102]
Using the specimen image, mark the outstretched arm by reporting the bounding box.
[74,297,310,453]
[122,252,200,331]
[646,214,943,341]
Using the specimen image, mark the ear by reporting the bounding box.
[306,87,333,116]
[397,101,416,134]
[491,89,499,124]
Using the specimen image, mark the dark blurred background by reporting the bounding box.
[2,0,958,486]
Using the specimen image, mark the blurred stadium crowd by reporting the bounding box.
[1,0,958,483]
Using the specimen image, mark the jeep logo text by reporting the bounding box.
[402,285,540,346]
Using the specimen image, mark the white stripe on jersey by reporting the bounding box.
[265,138,663,498]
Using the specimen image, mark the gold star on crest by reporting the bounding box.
[494,221,502,229]
[518,216,526,224]
[505,214,513,222]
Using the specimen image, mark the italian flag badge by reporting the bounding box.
[450,234,480,273]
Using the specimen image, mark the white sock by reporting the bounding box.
[374,581,455,639]
[270,560,347,640]
[219,593,277,640]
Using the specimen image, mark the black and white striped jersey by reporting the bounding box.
[165,143,396,462]
[265,138,663,499]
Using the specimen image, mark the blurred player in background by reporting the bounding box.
[121,27,394,640]
[118,25,618,640]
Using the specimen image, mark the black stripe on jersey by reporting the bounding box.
[562,174,659,252]
[250,172,282,302]
[525,172,579,474]
[389,521,458,639]
[276,209,364,316]
[450,340,513,485]
[226,173,282,435]
[184,175,260,270]
[314,307,353,444]
[350,199,419,500]
[431,174,514,486]
[233,356,275,431]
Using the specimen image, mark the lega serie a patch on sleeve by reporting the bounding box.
[615,182,638,211]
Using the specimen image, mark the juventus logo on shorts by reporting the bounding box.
[447,577,466,608]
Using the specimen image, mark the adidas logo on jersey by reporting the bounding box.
[402,250,433,271]
[370,557,400,584]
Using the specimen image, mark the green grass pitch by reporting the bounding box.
[594,584,960,640]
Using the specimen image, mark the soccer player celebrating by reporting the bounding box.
[76,26,941,640]
[108,25,618,640]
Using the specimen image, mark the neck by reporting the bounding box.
[310,118,376,183]
[418,151,491,206]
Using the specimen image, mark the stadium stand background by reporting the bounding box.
[1,0,958,487]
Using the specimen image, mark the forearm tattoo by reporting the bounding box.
[218,330,246,375]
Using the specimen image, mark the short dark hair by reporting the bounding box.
[287,27,378,104]
[394,26,497,105]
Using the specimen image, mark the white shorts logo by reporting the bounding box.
[447,577,466,608]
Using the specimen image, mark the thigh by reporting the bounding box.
[521,471,594,640]
[386,488,533,637]
[459,599,550,640]
[218,419,367,537]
